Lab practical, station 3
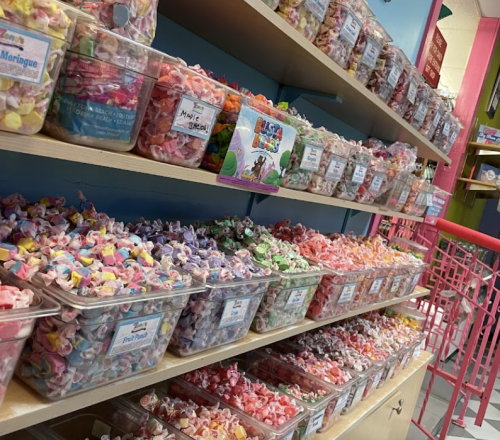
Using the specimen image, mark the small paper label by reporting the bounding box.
[443,121,451,137]
[369,173,384,192]
[408,80,418,104]
[306,408,327,436]
[449,131,458,145]
[369,277,384,294]
[432,111,442,128]
[388,65,403,88]
[92,420,111,438]
[352,383,365,406]
[300,144,323,171]
[352,164,368,184]
[0,22,51,85]
[398,188,410,204]
[219,296,251,328]
[172,96,219,140]
[413,345,421,358]
[362,40,382,70]
[416,192,425,205]
[108,313,163,356]
[340,12,363,47]
[325,157,347,181]
[334,390,351,413]
[305,0,329,21]
[415,102,428,124]
[372,370,384,389]
[410,273,421,290]
[426,192,434,206]
[338,283,357,303]
[391,275,403,293]
[284,287,309,311]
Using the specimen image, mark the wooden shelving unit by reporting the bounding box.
[468,141,500,153]
[0,286,429,436]
[0,133,424,222]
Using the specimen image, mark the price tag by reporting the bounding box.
[410,273,421,290]
[390,275,402,293]
[413,344,422,358]
[416,192,425,205]
[369,277,384,294]
[415,102,428,124]
[305,0,329,21]
[368,173,384,192]
[362,40,382,69]
[426,192,434,206]
[284,287,309,311]
[449,130,458,145]
[340,12,362,46]
[108,313,163,356]
[172,96,219,140]
[338,283,357,303]
[334,390,351,413]
[372,370,384,389]
[352,383,365,406]
[219,297,251,328]
[352,164,368,184]
[407,80,418,104]
[443,121,451,137]
[306,408,327,436]
[300,144,323,171]
[325,157,347,181]
[388,64,403,88]
[432,111,442,128]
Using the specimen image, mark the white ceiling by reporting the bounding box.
[478,0,500,17]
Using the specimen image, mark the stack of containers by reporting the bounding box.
[315,0,373,70]
[43,17,165,151]
[404,82,433,130]
[277,0,329,42]
[388,64,423,118]
[420,90,446,140]
[333,144,373,200]
[380,172,416,212]
[0,0,88,135]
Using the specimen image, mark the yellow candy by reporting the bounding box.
[71,271,83,287]
[139,251,154,266]
[79,256,93,266]
[46,332,61,349]
[21,110,44,132]
[0,5,4,17]
[10,0,33,16]
[17,99,36,116]
[161,322,170,335]
[0,248,10,261]
[0,78,13,91]
[179,419,189,429]
[47,28,65,40]
[102,271,116,281]
[99,226,106,236]
[131,248,140,258]
[102,244,114,257]
[235,426,247,439]
[18,237,36,252]
[3,111,22,130]
[52,250,66,257]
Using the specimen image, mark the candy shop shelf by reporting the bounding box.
[0,286,429,435]
[468,141,500,153]
[0,133,423,222]
[456,178,498,190]
[158,0,451,165]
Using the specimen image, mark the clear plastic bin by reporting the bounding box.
[403,333,426,369]
[359,266,393,307]
[0,268,60,408]
[442,115,463,155]
[355,157,390,204]
[15,271,202,399]
[367,44,406,104]
[170,271,278,356]
[278,0,329,42]
[390,237,429,259]
[388,65,423,118]
[384,174,416,212]
[381,266,409,301]
[252,271,324,333]
[404,82,432,130]
[432,109,452,149]
[123,378,272,440]
[347,17,391,86]
[333,144,373,201]
[44,17,164,151]
[134,59,230,168]
[0,0,87,135]
[405,264,428,296]
[420,90,445,140]
[282,126,327,191]
[307,135,352,197]
[392,346,411,378]
[402,178,428,216]
[315,0,372,69]
[378,353,398,388]
[386,304,426,331]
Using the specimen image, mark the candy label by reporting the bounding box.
[432,111,442,128]
[416,192,426,205]
[449,130,458,145]
[415,102,429,124]
[92,420,111,438]
[172,96,219,140]
[325,157,347,181]
[426,192,434,206]
[369,277,384,294]
[306,408,327,436]
[390,275,402,293]
[388,64,403,88]
[305,0,330,22]
[414,344,422,358]
[369,173,384,192]
[408,80,418,104]
[338,283,357,303]
[300,144,323,171]
[334,390,350,413]
[352,164,368,184]
[340,12,363,47]
[372,370,384,389]
[108,313,163,356]
[0,22,51,85]
[219,296,251,328]
[362,40,382,70]
[443,121,451,137]
[58,94,137,141]
[284,287,309,310]
[410,273,421,289]
[352,382,365,406]
[398,188,410,204]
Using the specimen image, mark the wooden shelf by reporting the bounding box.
[456,177,498,190]
[468,141,500,153]
[158,0,450,165]
[0,133,423,222]
[0,286,429,436]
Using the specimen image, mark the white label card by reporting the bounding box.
[391,275,403,293]
[388,65,403,88]
[413,345,422,358]
[305,0,329,22]
[368,173,384,192]
[108,313,163,356]
[172,96,219,140]
[352,382,365,406]
[334,391,351,413]
[415,102,428,124]
[325,157,347,181]
[300,144,323,171]
[352,164,368,184]
[219,297,251,328]
[432,111,442,128]
[407,80,418,104]
[284,287,309,311]
[398,188,410,204]
[416,192,425,205]
[443,121,451,137]
[369,277,384,295]
[362,40,382,70]
[426,192,434,206]
[450,131,458,145]
[411,273,421,289]
[338,283,357,303]
[340,12,362,47]
[306,408,327,436]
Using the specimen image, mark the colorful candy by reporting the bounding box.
[278,0,329,42]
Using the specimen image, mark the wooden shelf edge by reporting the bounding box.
[456,177,498,189]
[0,286,429,436]
[0,133,423,223]
[468,141,500,153]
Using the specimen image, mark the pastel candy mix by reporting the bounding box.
[0,0,77,135]
[419,91,445,140]
[404,82,432,130]
[402,178,428,216]
[61,0,159,46]
[388,65,422,117]
[278,0,327,42]
[182,363,303,426]
[135,60,228,168]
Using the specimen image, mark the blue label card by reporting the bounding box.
[362,40,382,70]
[338,283,357,303]
[325,157,347,181]
[305,0,329,22]
[340,12,362,47]
[284,287,309,310]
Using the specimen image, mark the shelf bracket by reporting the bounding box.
[277,85,343,108]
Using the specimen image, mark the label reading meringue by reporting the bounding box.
[285,287,309,310]
[340,12,363,47]
[391,275,403,293]
[432,111,442,128]
[388,64,403,88]
[305,0,330,21]
[443,121,451,137]
[408,80,418,104]
[108,313,163,356]
[398,188,410,204]
[219,297,251,328]
[338,283,357,303]
[325,157,347,181]
[415,102,428,124]
[172,96,219,140]
[369,173,384,192]
[362,40,382,70]
[334,390,350,413]
[369,277,384,294]
[306,408,327,436]
[352,164,368,184]
[300,144,323,171]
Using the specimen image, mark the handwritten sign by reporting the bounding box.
[423,27,447,88]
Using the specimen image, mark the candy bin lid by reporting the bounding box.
[365,17,392,43]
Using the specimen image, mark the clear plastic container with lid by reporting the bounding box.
[388,65,423,117]
[282,125,327,191]
[401,178,429,216]
[134,58,231,168]
[384,173,417,212]
[0,0,89,135]
[420,90,445,140]
[43,17,164,151]
[432,109,452,149]
[347,17,391,86]
[359,266,393,307]
[0,268,60,409]
[386,303,426,331]
[442,115,463,155]
[404,82,432,130]
[315,0,373,69]
[307,134,352,196]
[334,144,373,200]
[404,332,427,368]
[367,44,406,103]
[15,269,203,399]
[355,156,390,204]
[381,266,408,301]
[390,236,429,259]
[278,0,330,42]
